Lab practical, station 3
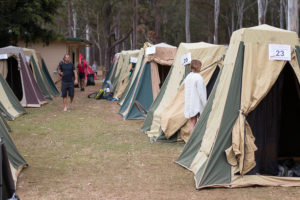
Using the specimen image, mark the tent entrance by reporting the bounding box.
[157,64,171,88]
[206,66,220,97]
[247,63,300,176]
[6,57,23,101]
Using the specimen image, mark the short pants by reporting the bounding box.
[79,72,85,80]
[61,81,74,98]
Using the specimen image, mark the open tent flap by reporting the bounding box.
[226,43,300,176]
[160,63,222,142]
[0,74,26,120]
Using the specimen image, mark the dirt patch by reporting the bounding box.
[8,83,300,200]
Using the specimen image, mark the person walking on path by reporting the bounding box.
[58,54,78,111]
[184,60,207,134]
[78,59,87,91]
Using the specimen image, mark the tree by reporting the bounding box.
[0,0,60,47]
[214,0,220,44]
[185,0,191,43]
[258,0,269,25]
[288,0,299,33]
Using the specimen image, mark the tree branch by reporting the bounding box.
[110,28,133,50]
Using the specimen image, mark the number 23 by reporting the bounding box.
[276,50,285,56]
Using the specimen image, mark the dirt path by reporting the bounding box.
[8,82,300,199]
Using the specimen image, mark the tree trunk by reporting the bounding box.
[153,0,161,43]
[71,2,77,37]
[237,0,245,28]
[132,0,138,48]
[185,0,191,43]
[288,0,299,33]
[67,0,72,37]
[258,0,268,25]
[104,3,112,71]
[85,24,90,64]
[280,0,284,28]
[214,0,220,44]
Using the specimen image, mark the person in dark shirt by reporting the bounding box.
[58,54,78,111]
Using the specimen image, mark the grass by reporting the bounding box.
[6,83,300,199]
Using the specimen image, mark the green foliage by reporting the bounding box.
[0,0,61,47]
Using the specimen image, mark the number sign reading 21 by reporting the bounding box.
[269,44,291,61]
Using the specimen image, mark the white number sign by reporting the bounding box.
[0,54,8,60]
[25,56,31,62]
[269,44,291,61]
[181,52,192,66]
[146,46,156,55]
[130,57,138,63]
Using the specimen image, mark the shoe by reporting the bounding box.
[81,88,84,91]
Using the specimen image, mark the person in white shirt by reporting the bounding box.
[92,61,98,75]
[184,60,207,134]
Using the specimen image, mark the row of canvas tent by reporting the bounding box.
[0,46,60,197]
[103,24,300,190]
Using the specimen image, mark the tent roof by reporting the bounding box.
[234,24,298,44]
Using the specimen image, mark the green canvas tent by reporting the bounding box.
[113,50,141,98]
[23,48,59,99]
[142,42,226,139]
[37,53,60,96]
[176,25,300,189]
[119,43,177,120]
[0,115,27,187]
[0,74,26,120]
[118,43,152,106]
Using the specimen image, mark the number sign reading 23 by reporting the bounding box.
[269,44,291,61]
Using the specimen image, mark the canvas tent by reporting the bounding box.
[0,74,26,120]
[176,25,300,189]
[119,43,177,120]
[36,53,60,96]
[0,116,27,188]
[118,43,152,106]
[0,46,46,107]
[142,42,226,138]
[103,53,120,88]
[23,48,59,99]
[113,49,141,99]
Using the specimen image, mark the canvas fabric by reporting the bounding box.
[0,46,46,107]
[176,24,300,189]
[144,42,226,137]
[113,50,140,98]
[161,62,222,142]
[120,44,177,119]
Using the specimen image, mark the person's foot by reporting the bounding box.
[63,107,67,112]
[81,88,84,91]
[68,103,72,110]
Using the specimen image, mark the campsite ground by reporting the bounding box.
[8,82,300,200]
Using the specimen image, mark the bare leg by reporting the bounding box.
[189,116,198,134]
[63,97,67,111]
[80,79,85,91]
[69,96,74,110]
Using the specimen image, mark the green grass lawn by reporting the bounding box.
[8,84,300,199]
